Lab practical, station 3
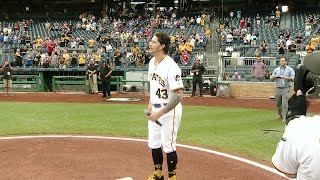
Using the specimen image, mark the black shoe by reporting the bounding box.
[101,95,106,98]
[191,95,195,97]
[199,95,203,97]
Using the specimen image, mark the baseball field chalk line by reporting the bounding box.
[0,135,289,179]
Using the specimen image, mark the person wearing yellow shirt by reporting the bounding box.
[35,36,43,49]
[310,35,319,48]
[88,38,95,48]
[94,52,102,65]
[305,42,315,54]
[62,50,70,67]
[179,41,186,52]
[185,41,193,53]
[78,51,86,67]
[200,19,205,27]
[205,28,212,43]
[170,34,176,44]
[131,45,139,57]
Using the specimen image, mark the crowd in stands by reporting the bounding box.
[0,8,212,69]
[218,7,320,81]
[218,8,320,57]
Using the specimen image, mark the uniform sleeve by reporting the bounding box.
[168,64,184,91]
[272,124,299,175]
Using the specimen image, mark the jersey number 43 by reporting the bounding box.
[156,88,168,99]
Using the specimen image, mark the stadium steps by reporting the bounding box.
[279,11,291,29]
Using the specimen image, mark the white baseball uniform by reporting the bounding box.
[147,56,184,153]
[272,115,320,180]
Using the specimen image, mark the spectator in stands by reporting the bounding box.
[288,40,297,54]
[260,40,268,57]
[305,42,315,55]
[78,51,86,67]
[256,14,261,27]
[278,41,286,55]
[15,49,23,67]
[47,40,55,56]
[0,33,3,45]
[305,23,312,37]
[24,51,33,67]
[34,51,41,67]
[42,53,51,68]
[88,37,95,53]
[224,72,230,80]
[58,52,66,68]
[135,49,145,67]
[181,50,190,66]
[105,41,113,61]
[226,32,233,44]
[172,47,182,65]
[285,38,293,52]
[113,48,122,67]
[131,44,139,58]
[275,8,281,20]
[295,32,303,50]
[205,27,212,44]
[265,70,271,80]
[240,18,246,29]
[94,52,102,66]
[70,51,78,68]
[50,51,58,68]
[2,60,13,97]
[62,50,70,68]
[196,49,206,64]
[225,45,234,56]
[87,59,98,95]
[79,37,85,50]
[231,72,241,81]
[252,57,266,81]
[310,34,319,48]
[251,34,257,46]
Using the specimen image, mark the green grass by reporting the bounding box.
[0,102,285,162]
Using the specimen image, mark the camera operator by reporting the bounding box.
[272,52,320,180]
[2,60,13,97]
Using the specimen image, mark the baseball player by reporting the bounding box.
[146,32,184,180]
[272,53,320,180]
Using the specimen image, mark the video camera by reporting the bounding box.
[286,52,320,124]
[294,52,320,98]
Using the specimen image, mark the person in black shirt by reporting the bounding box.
[2,60,13,97]
[99,61,113,99]
[288,40,297,54]
[191,58,206,97]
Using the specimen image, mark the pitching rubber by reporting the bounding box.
[116,177,133,180]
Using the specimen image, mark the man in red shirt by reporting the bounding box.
[47,40,55,56]
[181,50,190,66]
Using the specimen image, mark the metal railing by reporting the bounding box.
[222,57,277,68]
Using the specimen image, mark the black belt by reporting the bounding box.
[277,87,290,89]
[153,103,167,108]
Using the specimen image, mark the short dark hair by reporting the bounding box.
[154,32,170,54]
[280,56,288,61]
